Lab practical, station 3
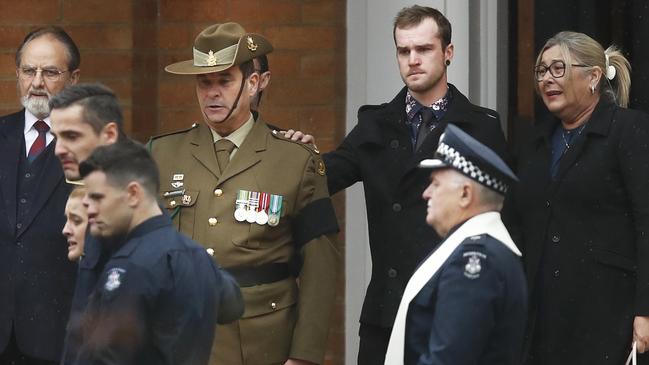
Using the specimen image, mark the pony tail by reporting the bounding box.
[604,46,631,107]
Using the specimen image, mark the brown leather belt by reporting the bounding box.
[225,263,291,287]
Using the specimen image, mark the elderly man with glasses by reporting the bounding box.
[0,26,80,365]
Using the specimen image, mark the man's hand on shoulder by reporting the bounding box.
[281,129,316,145]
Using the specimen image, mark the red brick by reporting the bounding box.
[0,0,60,23]
[133,24,158,50]
[158,24,194,50]
[0,52,16,74]
[159,78,197,107]
[301,53,335,78]
[297,106,337,137]
[66,25,133,50]
[158,108,203,132]
[99,78,132,101]
[62,0,132,23]
[159,0,226,22]
[231,0,301,25]
[265,51,300,77]
[266,78,335,106]
[132,0,158,22]
[302,1,345,24]
[0,79,19,106]
[0,26,34,49]
[265,26,337,51]
[258,105,300,129]
[80,52,132,78]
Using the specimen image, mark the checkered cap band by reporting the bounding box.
[436,142,509,193]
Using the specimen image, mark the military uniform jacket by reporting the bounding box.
[64,214,240,365]
[323,84,508,328]
[385,212,527,365]
[505,100,649,364]
[149,118,340,365]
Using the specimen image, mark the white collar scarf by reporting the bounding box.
[384,211,521,364]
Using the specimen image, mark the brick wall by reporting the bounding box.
[0,1,347,364]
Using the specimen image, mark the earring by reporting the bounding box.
[590,84,595,94]
[445,59,451,66]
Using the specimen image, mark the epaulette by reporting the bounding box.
[270,129,326,176]
[149,122,200,141]
[270,129,321,155]
[461,234,488,246]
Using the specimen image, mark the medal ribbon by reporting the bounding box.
[259,192,270,213]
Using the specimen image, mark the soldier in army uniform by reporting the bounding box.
[148,23,340,365]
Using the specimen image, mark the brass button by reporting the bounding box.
[206,248,215,256]
[169,200,177,207]
[214,188,223,197]
[270,302,277,310]
[208,217,218,226]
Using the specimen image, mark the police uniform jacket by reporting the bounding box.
[323,84,508,329]
[0,110,76,361]
[148,117,340,365]
[405,227,527,365]
[505,100,649,364]
[65,214,240,365]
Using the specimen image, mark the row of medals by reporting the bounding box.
[234,189,283,226]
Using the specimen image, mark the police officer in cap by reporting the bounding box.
[384,124,527,365]
[148,22,340,365]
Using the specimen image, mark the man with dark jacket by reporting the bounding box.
[0,26,80,365]
[287,5,508,364]
[68,141,242,365]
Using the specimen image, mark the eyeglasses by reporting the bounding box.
[18,67,69,82]
[534,60,589,82]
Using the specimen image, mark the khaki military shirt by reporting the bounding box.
[148,118,340,365]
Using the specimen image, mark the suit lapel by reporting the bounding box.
[0,112,24,234]
[190,123,221,179]
[218,120,267,185]
[17,144,66,237]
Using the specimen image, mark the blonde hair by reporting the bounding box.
[534,31,631,107]
[68,186,86,200]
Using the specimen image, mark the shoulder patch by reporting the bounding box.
[270,129,321,155]
[462,251,486,279]
[149,122,199,141]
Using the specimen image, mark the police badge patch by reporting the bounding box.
[463,252,486,279]
[105,268,126,291]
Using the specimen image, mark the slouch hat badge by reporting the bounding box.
[247,36,258,51]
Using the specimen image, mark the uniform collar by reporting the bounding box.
[210,113,255,148]
[111,214,171,258]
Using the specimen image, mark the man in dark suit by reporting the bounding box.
[385,125,527,365]
[0,26,80,364]
[285,5,509,364]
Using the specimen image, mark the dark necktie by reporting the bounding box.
[28,120,49,162]
[415,108,434,151]
[215,139,236,173]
